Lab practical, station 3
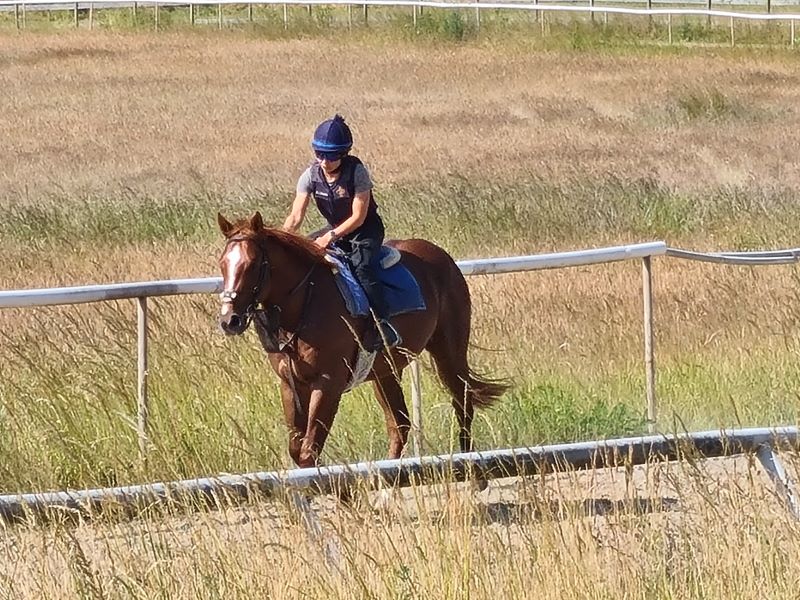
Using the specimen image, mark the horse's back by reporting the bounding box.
[388,238,467,314]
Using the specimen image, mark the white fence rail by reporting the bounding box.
[3,241,800,457]
[0,427,797,529]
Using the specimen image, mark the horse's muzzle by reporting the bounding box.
[219,312,248,335]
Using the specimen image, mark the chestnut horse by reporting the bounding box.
[216,212,507,468]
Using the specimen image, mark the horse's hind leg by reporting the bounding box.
[372,371,411,459]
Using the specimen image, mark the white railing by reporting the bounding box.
[3,0,799,46]
[3,240,800,457]
[1,426,797,526]
[0,241,667,456]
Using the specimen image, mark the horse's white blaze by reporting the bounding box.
[220,244,245,316]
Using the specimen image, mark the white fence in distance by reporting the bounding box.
[3,0,800,46]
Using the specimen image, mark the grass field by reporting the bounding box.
[1,26,799,598]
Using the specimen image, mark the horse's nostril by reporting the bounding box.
[229,314,241,329]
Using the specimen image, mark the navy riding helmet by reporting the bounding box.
[312,114,353,160]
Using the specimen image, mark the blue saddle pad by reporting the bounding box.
[328,248,426,318]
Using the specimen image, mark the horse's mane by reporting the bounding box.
[227,220,329,266]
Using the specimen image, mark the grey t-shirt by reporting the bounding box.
[296,162,374,195]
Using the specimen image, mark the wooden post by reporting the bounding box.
[410,360,423,456]
[706,0,711,28]
[14,4,19,29]
[154,2,159,31]
[730,16,734,46]
[189,3,194,25]
[74,2,78,27]
[89,2,93,29]
[217,3,222,28]
[590,0,594,24]
[133,1,137,23]
[21,1,25,27]
[283,4,288,29]
[475,0,480,29]
[137,297,150,458]
[348,3,352,29]
[767,0,771,13]
[642,256,656,433]
[792,20,796,47]
[363,3,367,24]
[248,3,253,21]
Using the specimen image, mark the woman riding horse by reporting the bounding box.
[283,114,399,352]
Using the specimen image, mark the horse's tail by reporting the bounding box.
[427,248,509,411]
[463,368,510,409]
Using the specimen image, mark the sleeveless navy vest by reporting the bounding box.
[310,156,382,235]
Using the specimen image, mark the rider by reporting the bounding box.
[282,114,401,352]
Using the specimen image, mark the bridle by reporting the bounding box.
[220,235,271,326]
[220,234,318,352]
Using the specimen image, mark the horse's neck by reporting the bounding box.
[264,240,324,319]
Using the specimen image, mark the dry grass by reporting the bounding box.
[1,28,800,598]
[0,32,799,200]
[2,454,800,599]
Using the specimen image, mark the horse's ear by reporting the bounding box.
[250,211,264,231]
[217,212,234,237]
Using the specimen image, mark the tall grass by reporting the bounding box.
[3,178,800,492]
[2,453,800,598]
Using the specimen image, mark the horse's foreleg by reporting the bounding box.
[279,377,306,467]
[372,373,410,459]
[298,387,341,468]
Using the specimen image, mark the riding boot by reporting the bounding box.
[364,318,402,352]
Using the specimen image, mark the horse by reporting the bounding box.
[216,211,508,469]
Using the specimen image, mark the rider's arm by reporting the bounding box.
[331,191,369,238]
[283,191,311,232]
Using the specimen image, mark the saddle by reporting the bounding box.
[324,246,426,319]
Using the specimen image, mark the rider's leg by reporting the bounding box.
[349,235,401,351]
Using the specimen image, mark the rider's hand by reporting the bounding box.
[314,232,333,249]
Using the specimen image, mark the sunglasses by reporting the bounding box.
[315,151,344,162]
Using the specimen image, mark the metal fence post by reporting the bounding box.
[668,13,672,44]
[756,444,800,519]
[410,360,423,456]
[642,256,656,433]
[137,297,150,458]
